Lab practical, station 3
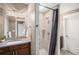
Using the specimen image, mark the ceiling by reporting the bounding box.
[0,3,58,16]
[12,3,28,11]
[4,3,28,12]
[1,3,29,17]
[39,3,58,13]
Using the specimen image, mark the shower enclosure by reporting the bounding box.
[39,4,54,55]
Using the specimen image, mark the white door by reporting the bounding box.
[64,18,70,51]
[64,12,79,54]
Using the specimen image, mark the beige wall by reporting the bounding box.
[30,12,35,55]
[0,8,5,36]
[0,15,4,36]
[27,4,35,54]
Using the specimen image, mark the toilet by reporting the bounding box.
[39,49,48,55]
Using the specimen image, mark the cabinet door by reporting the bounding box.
[0,48,13,55]
[16,48,30,55]
[0,43,31,55]
[2,51,13,55]
[16,43,31,55]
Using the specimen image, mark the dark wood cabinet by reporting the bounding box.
[16,48,30,55]
[2,51,13,55]
[0,42,31,55]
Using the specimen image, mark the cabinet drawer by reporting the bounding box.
[16,43,30,49]
[9,43,30,51]
[8,46,15,51]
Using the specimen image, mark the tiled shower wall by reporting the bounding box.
[40,10,53,51]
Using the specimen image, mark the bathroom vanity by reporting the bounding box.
[0,7,31,55]
[0,38,31,55]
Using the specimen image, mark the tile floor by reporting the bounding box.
[60,49,75,55]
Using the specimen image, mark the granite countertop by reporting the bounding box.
[0,38,31,48]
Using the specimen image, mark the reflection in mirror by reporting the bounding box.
[0,4,35,43]
[0,15,4,36]
[17,21,26,38]
[7,16,27,39]
[8,16,16,38]
[0,8,5,41]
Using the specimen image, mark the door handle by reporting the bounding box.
[65,35,69,37]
